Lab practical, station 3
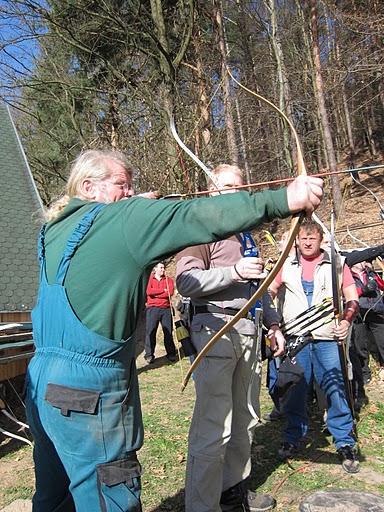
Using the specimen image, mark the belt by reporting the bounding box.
[192,305,252,320]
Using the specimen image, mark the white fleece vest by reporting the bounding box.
[280,252,344,340]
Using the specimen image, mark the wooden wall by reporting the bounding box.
[0,313,33,381]
[0,312,31,323]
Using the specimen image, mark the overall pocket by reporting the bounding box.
[42,382,106,460]
[97,453,143,512]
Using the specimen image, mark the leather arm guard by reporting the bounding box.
[341,299,359,324]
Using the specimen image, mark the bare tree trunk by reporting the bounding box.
[308,0,343,217]
[341,85,355,165]
[235,0,274,182]
[221,3,251,182]
[109,93,119,149]
[365,105,378,159]
[266,0,296,175]
[150,0,194,190]
[234,98,251,185]
[331,32,356,168]
[213,0,239,166]
[195,44,211,150]
[193,18,213,192]
[150,0,178,188]
[294,0,323,172]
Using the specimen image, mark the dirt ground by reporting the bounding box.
[0,376,34,511]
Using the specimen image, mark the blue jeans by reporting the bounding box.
[283,340,355,450]
[267,358,281,409]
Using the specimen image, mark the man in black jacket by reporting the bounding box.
[350,260,384,404]
[343,244,384,268]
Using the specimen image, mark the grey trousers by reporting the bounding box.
[185,326,261,512]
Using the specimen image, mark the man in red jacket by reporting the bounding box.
[144,262,177,363]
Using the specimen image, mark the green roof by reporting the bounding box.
[0,105,45,312]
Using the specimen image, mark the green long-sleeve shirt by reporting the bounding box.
[43,189,289,340]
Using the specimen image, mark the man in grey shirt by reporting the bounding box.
[176,164,285,512]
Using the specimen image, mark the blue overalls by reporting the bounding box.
[26,204,144,512]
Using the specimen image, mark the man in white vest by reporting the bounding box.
[269,219,360,473]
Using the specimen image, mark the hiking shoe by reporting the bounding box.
[145,355,155,364]
[277,441,299,461]
[220,482,276,511]
[337,445,360,474]
[263,407,284,421]
[243,491,276,512]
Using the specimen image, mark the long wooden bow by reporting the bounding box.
[177,71,308,391]
[330,211,358,438]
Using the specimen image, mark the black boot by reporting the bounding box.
[220,481,276,512]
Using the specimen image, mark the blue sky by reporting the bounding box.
[0,0,45,101]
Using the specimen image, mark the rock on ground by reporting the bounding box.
[0,499,32,512]
[299,489,384,511]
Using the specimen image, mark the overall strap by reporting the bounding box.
[54,203,106,285]
[236,232,259,257]
[301,278,314,308]
[235,232,262,316]
[37,224,48,283]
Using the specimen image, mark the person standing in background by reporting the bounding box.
[144,262,177,363]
